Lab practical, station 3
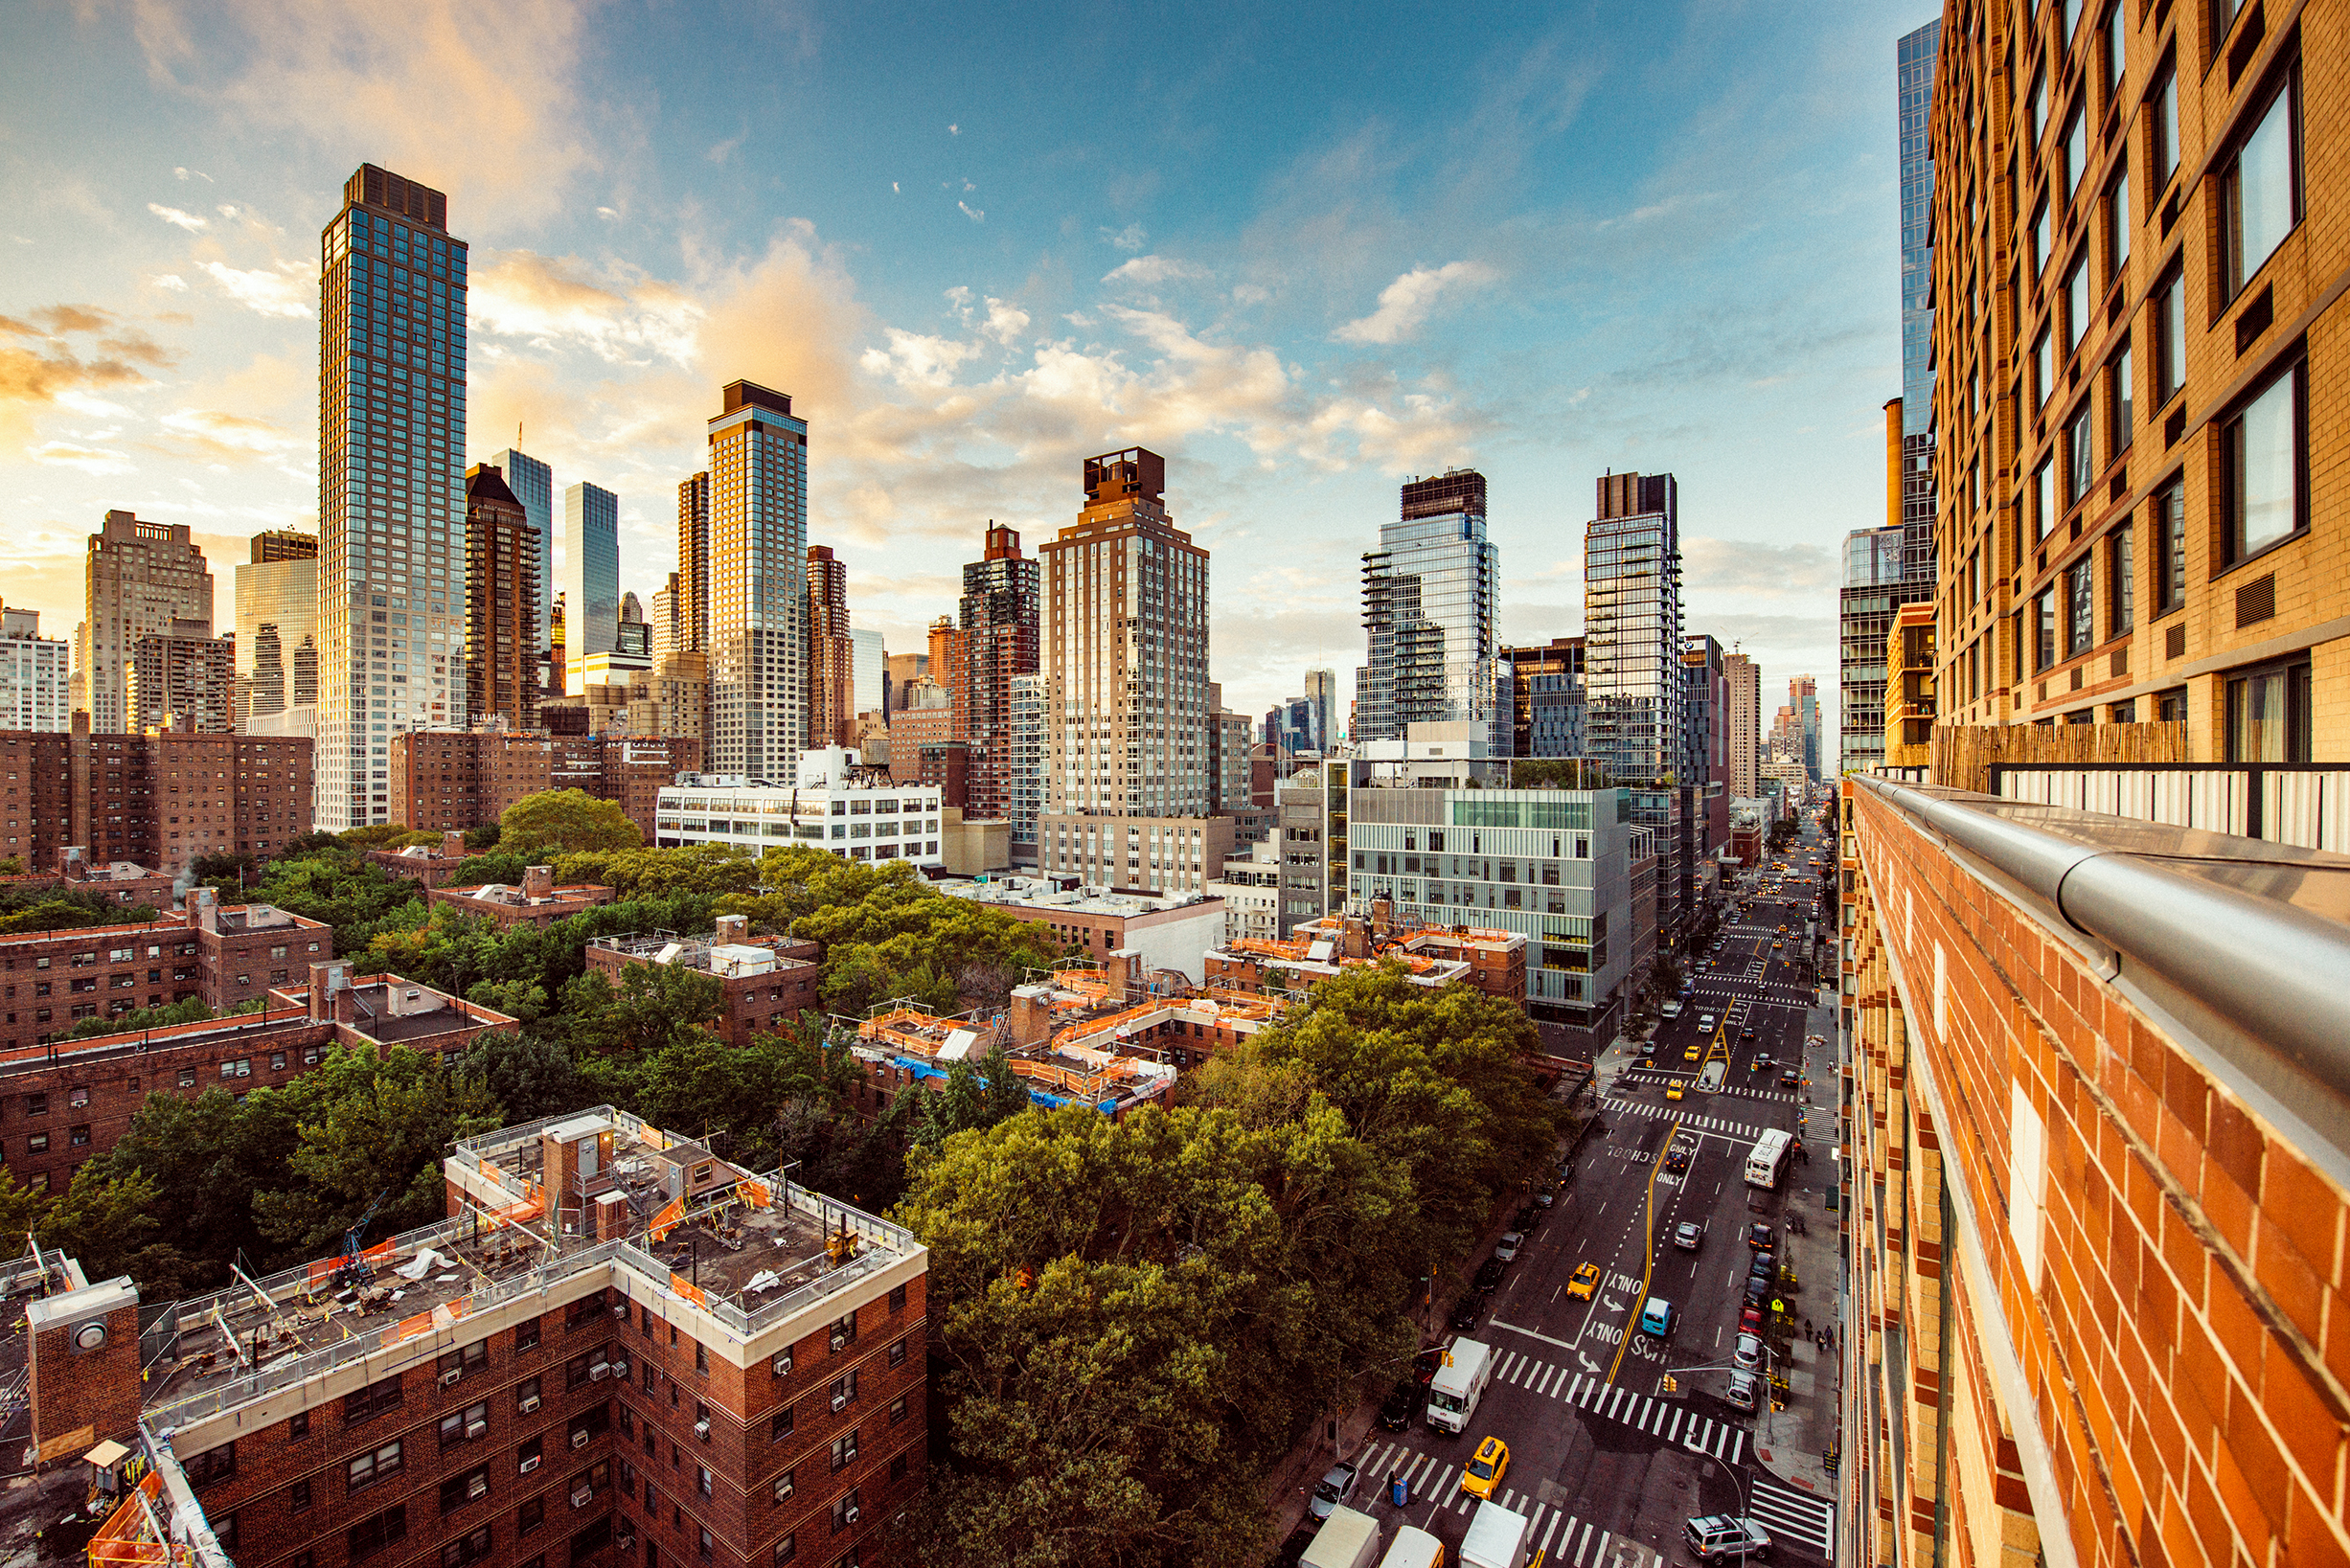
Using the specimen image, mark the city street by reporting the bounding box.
[1331,812,1841,1568]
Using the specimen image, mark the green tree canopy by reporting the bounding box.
[500,789,642,857]
[559,961,728,1057]
[556,843,761,901]
[799,891,1062,1013]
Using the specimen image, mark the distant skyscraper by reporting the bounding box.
[129,621,235,734]
[676,472,711,655]
[1007,671,1044,865]
[1039,449,1230,892]
[958,523,1040,822]
[1584,471,1683,784]
[78,510,214,735]
[0,606,69,732]
[1357,470,1497,741]
[703,382,807,779]
[315,164,468,829]
[651,574,680,662]
[560,480,619,693]
[1897,18,1940,589]
[1789,674,1822,780]
[464,463,540,733]
[483,447,551,648]
[805,545,855,749]
[1723,651,1761,798]
[850,628,885,716]
[236,533,319,728]
[1839,523,1918,775]
[1497,637,1586,759]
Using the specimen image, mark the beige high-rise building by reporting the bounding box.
[703,381,806,779]
[1723,651,1760,798]
[1037,448,1230,892]
[78,510,215,734]
[805,544,854,749]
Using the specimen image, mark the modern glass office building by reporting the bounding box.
[703,382,808,780]
[560,479,619,693]
[1897,19,1941,590]
[314,165,468,829]
[1583,470,1682,786]
[1356,470,1498,742]
[234,537,318,727]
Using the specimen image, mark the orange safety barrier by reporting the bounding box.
[669,1272,707,1308]
[739,1178,773,1209]
[307,1236,397,1289]
[648,1197,685,1244]
[87,1477,166,1568]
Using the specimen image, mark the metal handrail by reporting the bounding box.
[1854,774,2350,1130]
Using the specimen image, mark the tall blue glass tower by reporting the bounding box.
[1897,19,1941,587]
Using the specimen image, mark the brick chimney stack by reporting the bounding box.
[522,865,554,899]
[714,914,749,944]
[25,1274,143,1459]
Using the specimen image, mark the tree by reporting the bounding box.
[0,856,24,876]
[0,1168,49,1238]
[464,823,504,852]
[39,1167,194,1297]
[463,1029,583,1121]
[57,996,212,1041]
[559,844,760,902]
[561,963,728,1057]
[340,824,435,852]
[500,789,641,857]
[445,851,534,888]
[1510,758,1612,790]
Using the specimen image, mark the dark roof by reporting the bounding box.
[466,463,521,508]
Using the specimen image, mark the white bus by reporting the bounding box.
[1744,1128,1793,1188]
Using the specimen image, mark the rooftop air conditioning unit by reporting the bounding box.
[519,1395,541,1414]
[519,1456,541,1474]
[590,1364,611,1381]
[571,1430,590,1449]
[441,1370,463,1388]
[466,1420,487,1440]
[694,1420,710,1440]
[831,1393,848,1414]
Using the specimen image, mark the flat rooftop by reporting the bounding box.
[588,930,816,974]
[942,877,1214,918]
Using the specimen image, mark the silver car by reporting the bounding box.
[1309,1460,1358,1521]
[1494,1231,1525,1264]
[1733,1333,1764,1372]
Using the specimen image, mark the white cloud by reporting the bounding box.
[947,124,960,135]
[55,391,133,418]
[1232,283,1270,306]
[172,167,213,182]
[148,202,209,232]
[1100,223,1147,252]
[958,201,984,223]
[29,442,135,475]
[1102,255,1207,285]
[1333,260,1500,344]
[466,252,702,366]
[980,297,1029,346]
[152,274,189,291]
[200,261,312,319]
[858,330,977,389]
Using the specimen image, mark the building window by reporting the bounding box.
[2035,589,2057,671]
[2109,526,2134,636]
[516,1316,541,1352]
[774,1467,796,1504]
[2221,360,2305,562]
[888,1396,907,1425]
[2225,659,2312,762]
[346,1376,403,1426]
[184,1444,236,1488]
[771,1405,795,1441]
[2033,329,2052,409]
[2155,479,2186,614]
[440,1526,492,1568]
[829,1489,861,1534]
[518,1498,543,1536]
[2066,558,2095,659]
[829,1431,857,1473]
[2065,402,2094,505]
[2156,688,2188,722]
[438,1466,491,1514]
[886,1284,906,1314]
[2149,61,2179,187]
[292,1479,312,1513]
[2153,269,2184,405]
[774,1535,796,1564]
[348,1441,403,1493]
[2033,461,2054,542]
[2109,343,2133,457]
[2030,200,2050,277]
[2106,166,2130,288]
[2223,66,2299,299]
[440,1402,490,1448]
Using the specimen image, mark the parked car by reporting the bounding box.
[1747,1249,1777,1280]
[1473,1258,1506,1294]
[1723,1372,1760,1413]
[1743,1278,1773,1311]
[1738,1307,1766,1336]
[1309,1460,1359,1521]
[1449,1298,1482,1331]
[1732,1333,1764,1371]
[1746,1223,1773,1250]
[1534,1187,1557,1209]
[1515,1204,1542,1232]
[1494,1232,1525,1264]
[1683,1516,1772,1563]
[1673,1221,1703,1250]
[1380,1379,1422,1431]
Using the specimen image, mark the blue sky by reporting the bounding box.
[1,0,1929,738]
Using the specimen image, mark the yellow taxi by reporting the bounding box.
[1666,1079,1686,1101]
[1567,1261,1602,1300]
[1772,941,1784,950]
[1461,1435,1511,1499]
[1684,1043,1701,1061]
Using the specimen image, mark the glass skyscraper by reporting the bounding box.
[560,479,619,693]
[1356,470,1497,742]
[315,165,468,829]
[1583,470,1682,786]
[1898,19,1941,586]
[484,447,552,659]
[1839,526,1909,773]
[235,532,319,727]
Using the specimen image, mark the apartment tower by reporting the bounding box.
[1839,522,1914,775]
[1723,650,1761,798]
[0,608,69,733]
[76,511,214,735]
[703,382,807,780]
[805,544,854,749]
[1038,449,1230,892]
[127,621,234,734]
[314,165,469,829]
[1356,469,1498,742]
[481,447,552,661]
[464,463,542,733]
[958,523,1040,820]
[1497,637,1587,759]
[677,471,711,656]
[235,530,319,728]
[559,481,619,694]
[1583,471,1683,784]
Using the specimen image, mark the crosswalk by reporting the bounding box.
[1618,1070,1802,1107]
[1610,1099,1769,1140]
[1552,1368,1748,1463]
[1348,1448,1655,1568]
[1746,1475,1837,1555]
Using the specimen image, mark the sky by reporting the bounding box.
[1,0,1930,745]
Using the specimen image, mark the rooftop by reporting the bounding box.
[267,972,514,1046]
[436,882,610,908]
[940,876,1217,917]
[588,928,816,977]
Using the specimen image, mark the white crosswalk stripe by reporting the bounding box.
[1746,1475,1836,1555]
[1540,1511,1567,1556]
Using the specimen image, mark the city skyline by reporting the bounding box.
[0,3,1928,744]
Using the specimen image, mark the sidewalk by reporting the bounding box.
[1753,999,1843,1500]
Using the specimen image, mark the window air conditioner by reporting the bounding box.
[519,1396,541,1414]
[771,1352,792,1376]
[829,1332,847,1352]
[468,1475,489,1500]
[615,1537,635,1553]
[694,1420,710,1440]
[571,1430,591,1449]
[609,1360,628,1378]
[830,1393,848,1414]
[571,1488,593,1510]
[590,1364,612,1381]
[611,1302,627,1317]
[519,1456,541,1474]
[441,1370,463,1387]
[842,1505,859,1525]
[466,1420,487,1440]
[773,1477,792,1502]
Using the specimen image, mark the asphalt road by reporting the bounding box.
[1331,811,1842,1568]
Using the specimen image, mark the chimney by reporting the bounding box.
[60,847,86,881]
[25,1274,143,1458]
[1370,896,1395,939]
[335,983,360,1025]
[1105,947,1136,1004]
[443,829,465,857]
[308,961,347,1022]
[714,914,749,945]
[192,886,220,932]
[522,865,554,899]
[1007,985,1055,1047]
[1340,917,1369,961]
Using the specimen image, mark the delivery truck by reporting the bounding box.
[1460,1499,1532,1568]
[1378,1525,1445,1568]
[1426,1336,1493,1435]
[1300,1505,1381,1568]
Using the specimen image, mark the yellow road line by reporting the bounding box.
[1607,1112,1682,1384]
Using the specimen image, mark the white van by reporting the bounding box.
[1378,1526,1445,1568]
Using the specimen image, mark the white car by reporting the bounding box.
[1733,1333,1764,1371]
[1494,1231,1525,1264]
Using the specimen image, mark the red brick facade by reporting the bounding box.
[0,724,312,875]
[391,733,701,845]
[582,925,822,1049]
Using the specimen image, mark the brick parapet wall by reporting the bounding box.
[1844,782,2349,1568]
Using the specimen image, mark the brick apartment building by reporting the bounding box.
[429,867,616,930]
[583,917,822,1048]
[370,830,473,889]
[0,849,178,912]
[0,722,313,875]
[0,959,510,1193]
[21,1106,927,1568]
[391,732,701,844]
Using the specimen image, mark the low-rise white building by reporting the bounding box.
[1203,840,1281,944]
[940,875,1226,983]
[0,606,69,732]
[654,746,945,868]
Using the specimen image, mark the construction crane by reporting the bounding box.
[331,1191,390,1290]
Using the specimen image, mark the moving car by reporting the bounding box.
[1664,1146,1692,1173]
[1684,1044,1702,1062]
[1494,1232,1524,1264]
[1699,1014,1717,1031]
[1723,1371,1760,1412]
[1666,1079,1686,1101]
[1567,1261,1602,1300]
[1638,1297,1674,1336]
[1673,1220,1703,1250]
[1683,1516,1772,1563]
[1309,1459,1359,1521]
[1779,1070,1800,1089]
[1449,1299,1482,1331]
[1460,1436,1510,1500]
